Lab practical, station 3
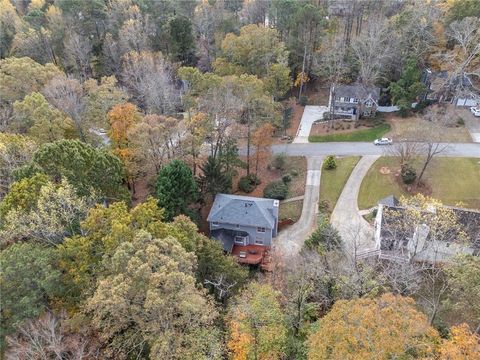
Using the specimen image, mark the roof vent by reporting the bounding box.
[273,200,279,207]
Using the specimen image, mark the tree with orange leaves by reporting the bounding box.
[227,282,287,360]
[252,123,275,179]
[308,293,440,360]
[107,103,142,192]
[438,324,480,360]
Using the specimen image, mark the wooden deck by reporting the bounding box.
[231,245,271,267]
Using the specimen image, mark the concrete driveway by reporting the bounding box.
[331,155,380,253]
[293,106,329,143]
[464,113,480,143]
[275,156,324,256]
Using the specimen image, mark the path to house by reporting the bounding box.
[275,156,324,256]
[330,155,380,253]
[293,106,329,143]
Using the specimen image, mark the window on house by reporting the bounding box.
[255,238,264,245]
[212,222,219,227]
[344,97,350,102]
[365,100,373,107]
[257,227,266,233]
[234,236,247,245]
[236,224,240,228]
[353,98,358,103]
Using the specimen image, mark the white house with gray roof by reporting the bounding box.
[207,194,279,252]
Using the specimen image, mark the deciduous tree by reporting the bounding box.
[0,133,37,199]
[307,293,440,360]
[0,173,48,220]
[5,311,100,360]
[0,0,21,58]
[83,76,127,132]
[121,51,179,114]
[252,122,275,179]
[0,57,61,105]
[128,114,180,174]
[0,180,95,246]
[42,75,87,141]
[86,230,221,359]
[214,24,288,78]
[108,103,142,191]
[264,63,292,100]
[352,19,392,86]
[227,282,287,360]
[12,92,76,143]
[438,324,480,359]
[444,255,480,333]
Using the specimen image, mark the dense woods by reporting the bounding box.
[0,0,479,359]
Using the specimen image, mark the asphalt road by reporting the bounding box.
[272,142,480,157]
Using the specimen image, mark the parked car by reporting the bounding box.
[374,138,393,145]
[470,107,480,117]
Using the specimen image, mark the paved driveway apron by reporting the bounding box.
[331,155,380,252]
[293,106,329,143]
[464,115,480,143]
[275,156,324,256]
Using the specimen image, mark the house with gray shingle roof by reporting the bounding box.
[373,197,480,263]
[328,83,380,120]
[207,194,279,252]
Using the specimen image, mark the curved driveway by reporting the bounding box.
[330,156,380,253]
[275,156,323,256]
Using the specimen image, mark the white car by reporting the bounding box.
[374,138,393,145]
[470,107,480,117]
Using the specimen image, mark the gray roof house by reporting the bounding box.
[421,69,478,107]
[373,197,480,263]
[328,83,380,120]
[207,194,279,265]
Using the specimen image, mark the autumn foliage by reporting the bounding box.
[308,293,440,360]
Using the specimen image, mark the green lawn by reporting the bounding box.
[309,124,390,142]
[279,200,303,221]
[320,156,361,213]
[358,157,480,210]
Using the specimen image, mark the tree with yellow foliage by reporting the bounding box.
[107,102,142,192]
[308,293,440,360]
[227,282,287,360]
[438,324,480,359]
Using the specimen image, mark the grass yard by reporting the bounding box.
[320,156,361,214]
[386,116,471,143]
[236,155,307,199]
[279,200,303,221]
[358,157,480,210]
[309,123,390,142]
[285,156,308,198]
